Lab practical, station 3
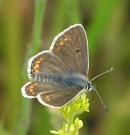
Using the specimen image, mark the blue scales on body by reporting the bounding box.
[30,73,93,91]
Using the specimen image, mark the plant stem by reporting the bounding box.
[30,0,46,56]
[19,0,46,135]
[88,0,119,58]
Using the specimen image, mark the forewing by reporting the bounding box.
[50,24,89,75]
[27,51,68,80]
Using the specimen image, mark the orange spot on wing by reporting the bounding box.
[28,83,38,95]
[30,83,37,89]
[45,95,51,101]
[34,65,40,73]
[36,60,41,64]
[64,37,68,41]
[32,91,36,95]
[39,58,43,61]
[35,64,40,68]
[33,60,41,73]
[60,41,64,46]
[30,86,33,89]
[29,88,34,93]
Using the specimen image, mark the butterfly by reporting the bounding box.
[21,24,110,110]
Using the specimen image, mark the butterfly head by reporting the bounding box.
[86,81,94,91]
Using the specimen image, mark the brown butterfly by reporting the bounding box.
[21,24,110,110]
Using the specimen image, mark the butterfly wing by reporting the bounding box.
[22,24,88,107]
[21,81,83,108]
[50,24,89,75]
[28,24,89,81]
[21,81,56,98]
[37,89,81,108]
[27,51,69,80]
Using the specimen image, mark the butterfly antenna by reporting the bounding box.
[90,67,113,81]
[93,87,109,113]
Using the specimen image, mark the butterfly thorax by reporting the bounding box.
[29,73,91,89]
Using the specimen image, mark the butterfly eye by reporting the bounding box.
[86,82,93,91]
[88,85,91,91]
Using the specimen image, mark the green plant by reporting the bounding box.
[50,94,89,135]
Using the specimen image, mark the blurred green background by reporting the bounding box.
[0,0,130,135]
